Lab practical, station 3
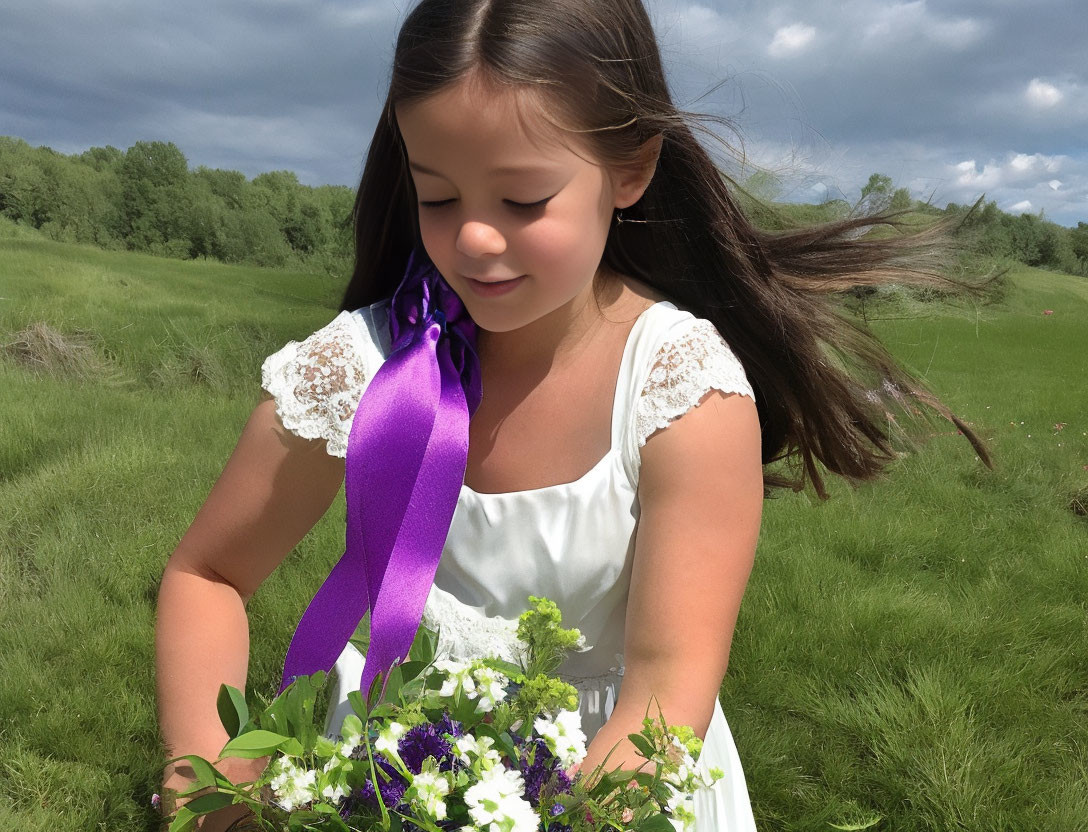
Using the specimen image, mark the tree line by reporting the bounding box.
[2,136,1086,278]
[857,173,1087,277]
[0,136,354,274]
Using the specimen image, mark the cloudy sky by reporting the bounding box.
[2,0,1085,225]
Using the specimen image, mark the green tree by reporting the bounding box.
[119,140,192,251]
[859,172,893,212]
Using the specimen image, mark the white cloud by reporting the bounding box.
[953,159,1001,189]
[953,152,1065,191]
[862,1,985,50]
[320,4,391,28]
[1025,78,1064,108]
[929,17,984,49]
[768,23,816,58]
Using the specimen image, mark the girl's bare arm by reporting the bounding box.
[155,394,345,825]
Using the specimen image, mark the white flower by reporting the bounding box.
[339,729,362,757]
[436,658,477,699]
[321,782,349,802]
[495,793,541,831]
[664,782,696,831]
[375,721,409,758]
[533,708,587,769]
[453,733,502,768]
[339,715,364,757]
[410,769,452,820]
[471,665,510,713]
[268,758,319,812]
[464,766,537,831]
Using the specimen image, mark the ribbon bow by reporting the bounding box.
[279,248,482,699]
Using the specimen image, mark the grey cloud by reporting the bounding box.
[649,0,1087,223]
[1,0,1084,224]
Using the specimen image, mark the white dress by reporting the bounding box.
[261,296,759,831]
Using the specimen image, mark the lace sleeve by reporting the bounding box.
[260,310,372,457]
[633,317,756,448]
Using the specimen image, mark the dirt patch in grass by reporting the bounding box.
[1,321,120,383]
[1069,486,1088,519]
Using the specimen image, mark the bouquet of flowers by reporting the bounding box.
[162,596,723,832]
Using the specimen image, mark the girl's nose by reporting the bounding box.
[456,221,507,258]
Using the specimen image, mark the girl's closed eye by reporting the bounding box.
[418,196,554,211]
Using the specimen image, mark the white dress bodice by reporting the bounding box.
[261,294,760,830]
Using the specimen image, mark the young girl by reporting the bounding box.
[156,1,991,829]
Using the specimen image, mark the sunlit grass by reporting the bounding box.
[1,232,1085,830]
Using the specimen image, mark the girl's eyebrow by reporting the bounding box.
[408,160,558,177]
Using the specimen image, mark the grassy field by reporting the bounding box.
[1,221,1085,831]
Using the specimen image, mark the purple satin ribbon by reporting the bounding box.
[279,248,482,699]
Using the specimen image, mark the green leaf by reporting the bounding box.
[479,657,524,679]
[409,626,436,665]
[828,817,883,831]
[165,755,231,790]
[280,737,305,757]
[396,660,427,686]
[627,732,658,761]
[311,803,352,830]
[367,703,398,720]
[637,813,679,832]
[180,791,237,815]
[217,684,250,739]
[341,713,363,740]
[220,729,293,758]
[165,805,199,832]
[381,664,405,705]
[348,689,369,720]
[366,668,386,711]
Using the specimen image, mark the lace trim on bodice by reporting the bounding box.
[633,318,756,447]
[420,585,610,675]
[421,585,530,666]
[260,312,367,457]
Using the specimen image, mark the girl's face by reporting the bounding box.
[395,77,620,335]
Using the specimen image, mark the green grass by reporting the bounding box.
[1,229,1086,831]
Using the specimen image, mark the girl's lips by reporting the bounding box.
[466,275,527,297]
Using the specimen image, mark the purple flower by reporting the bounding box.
[399,714,462,774]
[351,756,409,812]
[344,715,464,818]
[511,732,573,808]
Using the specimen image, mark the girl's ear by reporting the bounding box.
[611,133,664,210]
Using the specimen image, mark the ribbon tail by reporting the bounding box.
[358,334,468,698]
[278,323,449,693]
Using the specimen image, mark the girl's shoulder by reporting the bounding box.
[259,299,393,457]
[622,296,757,476]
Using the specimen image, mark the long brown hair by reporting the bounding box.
[339,0,995,500]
